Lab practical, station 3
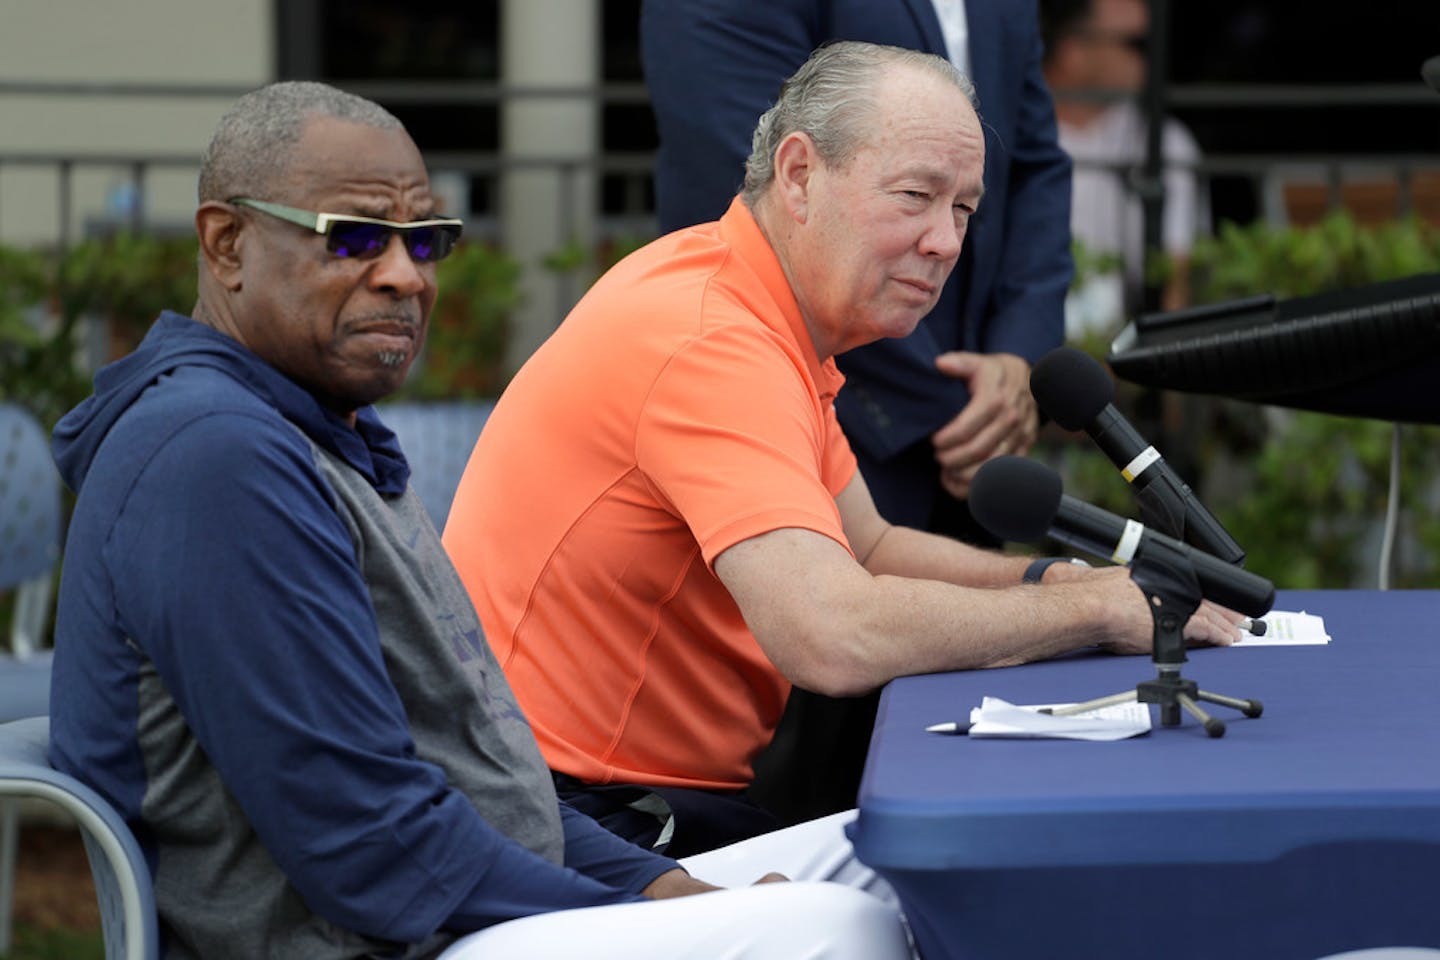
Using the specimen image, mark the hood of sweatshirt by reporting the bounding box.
[52,310,409,497]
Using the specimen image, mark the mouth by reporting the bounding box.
[893,277,939,299]
[350,316,421,363]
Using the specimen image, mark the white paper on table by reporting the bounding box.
[1233,609,1331,646]
[966,696,1151,741]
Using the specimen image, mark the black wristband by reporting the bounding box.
[1023,556,1086,584]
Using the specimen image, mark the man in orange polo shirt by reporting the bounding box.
[444,41,1241,856]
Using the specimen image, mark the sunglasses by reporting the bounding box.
[229,198,464,262]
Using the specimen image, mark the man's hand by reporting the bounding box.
[641,868,722,899]
[1185,599,1247,647]
[931,352,1038,498]
[641,868,788,899]
[1072,566,1246,655]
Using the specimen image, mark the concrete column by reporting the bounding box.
[500,0,598,374]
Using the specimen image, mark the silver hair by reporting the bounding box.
[197,81,403,202]
[741,41,977,207]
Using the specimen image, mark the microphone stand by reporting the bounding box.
[1133,478,1246,566]
[1046,539,1263,738]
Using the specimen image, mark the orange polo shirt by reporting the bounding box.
[443,199,857,791]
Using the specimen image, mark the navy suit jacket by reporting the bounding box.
[642,0,1073,529]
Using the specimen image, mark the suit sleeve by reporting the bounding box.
[976,14,1073,362]
[642,0,823,233]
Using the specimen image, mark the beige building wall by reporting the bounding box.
[500,0,597,373]
[1,1,601,376]
[0,0,273,246]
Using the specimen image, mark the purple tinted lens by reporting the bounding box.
[327,221,458,261]
[404,225,459,262]
[405,228,439,262]
[327,222,391,259]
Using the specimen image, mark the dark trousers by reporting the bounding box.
[553,772,782,859]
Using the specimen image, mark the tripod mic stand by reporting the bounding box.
[1046,540,1263,738]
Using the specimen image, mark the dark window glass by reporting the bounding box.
[320,2,500,80]
[602,0,644,81]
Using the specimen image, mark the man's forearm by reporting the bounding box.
[717,528,1138,697]
[795,567,1129,695]
[860,522,1032,588]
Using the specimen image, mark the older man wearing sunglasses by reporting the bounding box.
[46,81,911,960]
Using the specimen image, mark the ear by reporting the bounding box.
[771,131,820,224]
[195,201,246,291]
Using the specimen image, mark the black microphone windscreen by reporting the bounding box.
[1424,55,1440,93]
[1029,347,1115,431]
[969,455,1062,543]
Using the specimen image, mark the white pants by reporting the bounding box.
[436,810,912,959]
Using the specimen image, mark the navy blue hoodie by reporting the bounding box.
[51,312,677,958]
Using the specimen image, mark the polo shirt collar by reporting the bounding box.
[717,197,846,402]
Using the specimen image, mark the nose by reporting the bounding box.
[368,233,431,298]
[919,207,966,262]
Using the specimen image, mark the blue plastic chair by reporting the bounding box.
[0,717,158,959]
[0,401,61,719]
[375,400,495,532]
[0,403,63,956]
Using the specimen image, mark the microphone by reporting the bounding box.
[1029,346,1246,565]
[970,456,1275,617]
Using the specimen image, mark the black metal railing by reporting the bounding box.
[3,77,1436,252]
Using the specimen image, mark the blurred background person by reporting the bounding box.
[1041,0,1205,334]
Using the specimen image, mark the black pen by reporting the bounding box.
[925,721,971,736]
[1240,617,1268,636]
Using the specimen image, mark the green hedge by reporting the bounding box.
[0,234,527,423]
[4,213,1439,611]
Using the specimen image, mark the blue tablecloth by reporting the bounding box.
[850,589,1440,960]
